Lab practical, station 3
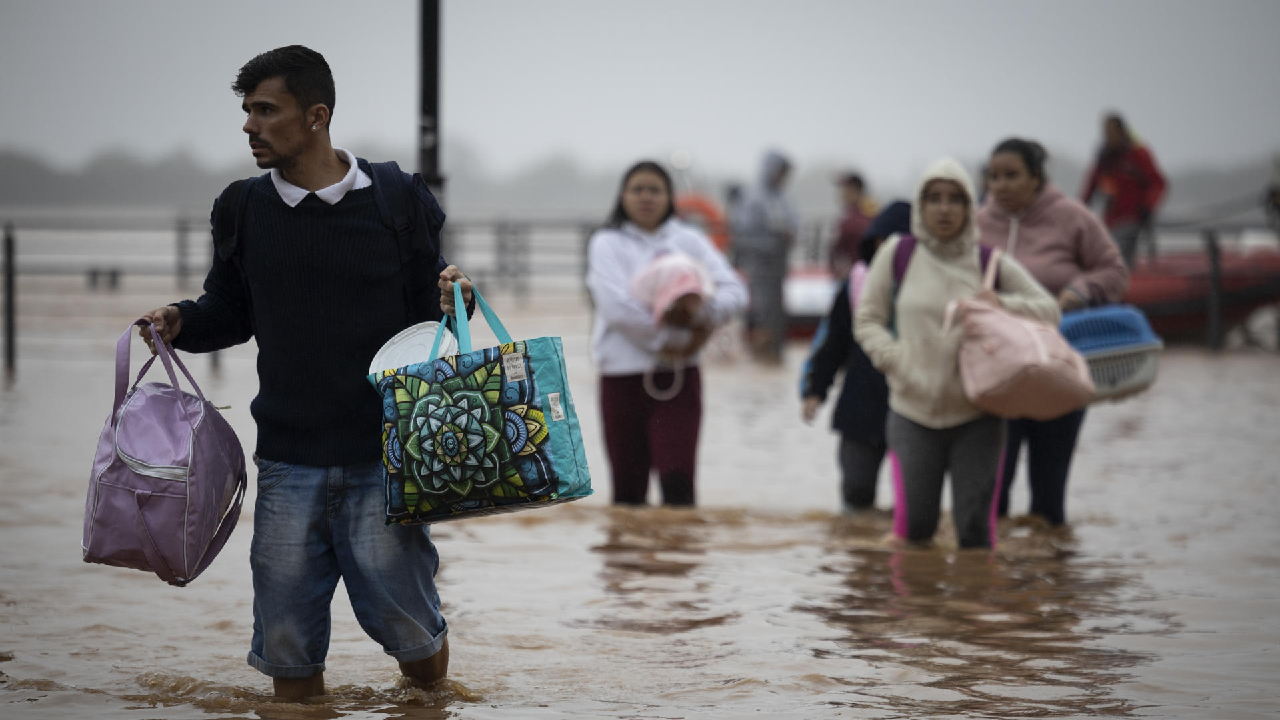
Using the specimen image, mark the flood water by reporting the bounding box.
[1,277,1277,719]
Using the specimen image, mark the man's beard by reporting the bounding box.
[257,152,298,171]
[250,135,298,171]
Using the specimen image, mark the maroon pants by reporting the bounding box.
[599,367,702,506]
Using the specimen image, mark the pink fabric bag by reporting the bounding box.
[944,249,1094,420]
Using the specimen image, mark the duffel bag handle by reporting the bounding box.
[941,248,1005,334]
[982,248,1003,291]
[114,320,208,426]
[429,281,514,359]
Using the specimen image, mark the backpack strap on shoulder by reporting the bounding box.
[214,175,261,262]
[978,244,1000,291]
[886,233,918,337]
[212,174,263,332]
[891,233,917,290]
[365,158,435,323]
[365,159,415,265]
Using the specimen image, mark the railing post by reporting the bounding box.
[208,232,220,373]
[495,221,511,293]
[513,223,529,301]
[1203,229,1222,351]
[176,217,190,290]
[4,223,14,379]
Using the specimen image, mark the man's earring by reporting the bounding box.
[311,125,317,131]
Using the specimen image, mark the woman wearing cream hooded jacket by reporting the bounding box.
[854,158,1059,548]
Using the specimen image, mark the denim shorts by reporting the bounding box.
[247,457,448,679]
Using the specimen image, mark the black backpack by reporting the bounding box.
[211,159,448,329]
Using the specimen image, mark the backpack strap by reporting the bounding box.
[890,233,917,298]
[978,244,1000,291]
[212,175,263,332]
[365,159,447,323]
[891,233,1000,291]
[364,160,415,265]
[213,176,260,262]
[886,234,1000,334]
[891,233,917,287]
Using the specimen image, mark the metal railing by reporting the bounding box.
[2,213,1276,377]
[0,215,612,376]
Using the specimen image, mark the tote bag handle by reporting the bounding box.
[428,281,514,359]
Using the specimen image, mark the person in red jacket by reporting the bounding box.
[827,173,873,279]
[1080,113,1167,267]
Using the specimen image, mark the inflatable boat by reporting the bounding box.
[783,242,1280,341]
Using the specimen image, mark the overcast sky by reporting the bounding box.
[2,0,1278,190]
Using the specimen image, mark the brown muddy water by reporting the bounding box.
[1,278,1278,719]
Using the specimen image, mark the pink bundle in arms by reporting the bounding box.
[628,251,712,322]
[946,250,1094,420]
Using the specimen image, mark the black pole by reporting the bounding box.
[1203,229,1222,351]
[176,217,190,290]
[209,232,221,373]
[420,1,443,194]
[4,223,15,378]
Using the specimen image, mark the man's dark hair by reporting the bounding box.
[839,173,865,191]
[991,137,1049,184]
[232,45,336,123]
[1104,111,1129,136]
[607,161,678,228]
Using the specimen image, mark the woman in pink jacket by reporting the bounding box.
[977,138,1129,526]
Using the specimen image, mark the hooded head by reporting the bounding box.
[759,150,792,192]
[859,200,911,264]
[911,157,979,257]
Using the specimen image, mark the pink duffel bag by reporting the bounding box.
[944,249,1094,420]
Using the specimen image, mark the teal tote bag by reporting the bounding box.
[367,283,593,524]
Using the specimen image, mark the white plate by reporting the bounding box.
[368,320,458,374]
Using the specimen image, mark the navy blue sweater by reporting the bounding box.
[174,177,449,466]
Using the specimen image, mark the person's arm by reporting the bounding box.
[994,255,1062,325]
[1079,162,1100,205]
[685,230,749,327]
[853,234,904,375]
[164,200,254,353]
[1066,207,1130,305]
[801,283,852,402]
[404,174,473,320]
[1134,147,1167,213]
[585,231,685,352]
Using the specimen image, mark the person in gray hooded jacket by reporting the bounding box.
[731,150,799,364]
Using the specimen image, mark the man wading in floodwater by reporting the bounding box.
[137,45,471,700]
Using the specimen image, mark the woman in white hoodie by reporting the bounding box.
[854,159,1059,548]
[586,161,748,506]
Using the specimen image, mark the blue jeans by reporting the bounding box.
[247,457,448,679]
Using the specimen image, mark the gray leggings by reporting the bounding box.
[887,411,1005,548]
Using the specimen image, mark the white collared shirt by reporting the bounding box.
[270,147,372,207]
